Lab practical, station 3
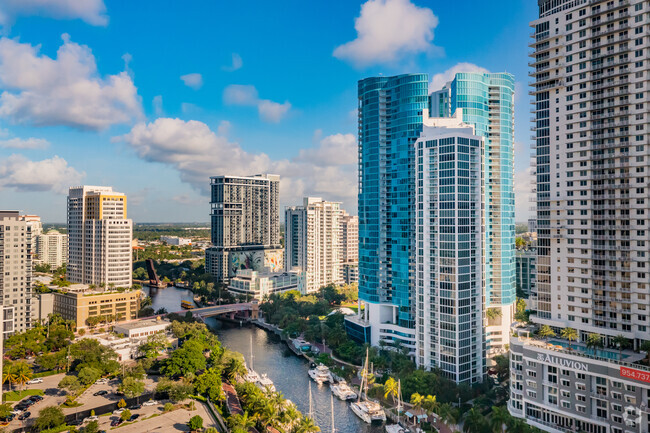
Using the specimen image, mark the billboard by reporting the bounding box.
[229,248,284,277]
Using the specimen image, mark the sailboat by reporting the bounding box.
[350,348,386,423]
[244,335,261,383]
[385,379,407,433]
[331,393,336,433]
[246,335,276,392]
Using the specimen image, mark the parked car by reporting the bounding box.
[110,419,122,427]
[128,414,139,421]
[28,395,43,402]
[142,400,158,407]
[95,378,109,384]
[18,412,31,421]
[26,378,43,384]
[128,404,141,410]
[93,390,108,396]
[112,408,125,415]
[68,419,82,426]
[83,416,99,423]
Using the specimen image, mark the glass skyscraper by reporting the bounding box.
[346,74,428,351]
[430,72,516,358]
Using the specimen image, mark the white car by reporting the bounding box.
[27,378,43,384]
[112,408,125,415]
[142,400,158,407]
[83,416,99,423]
[95,378,108,384]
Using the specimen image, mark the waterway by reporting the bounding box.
[145,285,384,433]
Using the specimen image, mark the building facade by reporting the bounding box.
[0,211,33,338]
[67,186,133,288]
[52,285,140,328]
[205,174,282,282]
[414,110,485,383]
[285,197,343,293]
[430,72,516,358]
[340,211,359,284]
[347,74,428,355]
[161,236,192,246]
[516,248,537,300]
[37,230,68,268]
[510,0,650,431]
[228,269,305,300]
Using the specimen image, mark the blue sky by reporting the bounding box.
[0,0,536,223]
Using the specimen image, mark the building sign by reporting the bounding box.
[536,353,589,371]
[621,367,650,384]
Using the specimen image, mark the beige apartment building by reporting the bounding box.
[52,285,141,328]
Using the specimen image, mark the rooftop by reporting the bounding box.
[114,317,170,330]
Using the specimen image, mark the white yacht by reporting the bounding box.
[308,364,332,384]
[330,380,357,400]
[350,349,386,424]
[256,373,276,392]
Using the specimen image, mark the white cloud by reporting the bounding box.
[0,154,84,193]
[0,136,49,149]
[0,34,142,131]
[223,84,291,123]
[181,102,201,114]
[0,0,108,29]
[115,118,357,211]
[180,73,203,90]
[152,95,163,116]
[217,120,231,136]
[222,53,243,72]
[333,0,438,68]
[430,62,489,91]
[515,167,535,222]
[257,100,291,124]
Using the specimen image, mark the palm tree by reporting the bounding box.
[490,406,510,433]
[538,325,555,341]
[410,392,424,410]
[292,416,320,433]
[560,327,578,350]
[13,362,32,390]
[640,340,650,365]
[2,363,17,392]
[613,334,630,361]
[437,403,454,426]
[585,333,603,354]
[227,411,257,431]
[225,358,247,382]
[423,394,438,414]
[383,377,399,405]
[463,408,486,433]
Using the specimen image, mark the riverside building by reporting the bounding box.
[205,174,283,282]
[340,211,359,284]
[509,1,650,432]
[67,186,133,288]
[284,197,343,293]
[37,230,68,268]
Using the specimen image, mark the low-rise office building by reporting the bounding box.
[161,236,192,246]
[228,268,304,300]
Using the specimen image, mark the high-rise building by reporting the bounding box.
[340,211,359,285]
[430,72,516,358]
[0,211,33,338]
[37,230,68,268]
[205,174,282,282]
[345,73,428,354]
[510,1,650,431]
[67,186,133,288]
[515,248,537,300]
[415,109,485,383]
[285,197,343,293]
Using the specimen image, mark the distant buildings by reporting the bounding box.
[228,269,305,300]
[340,211,358,285]
[206,174,283,282]
[285,197,343,293]
[37,230,68,268]
[515,248,536,300]
[161,236,192,246]
[67,186,133,288]
[0,211,34,338]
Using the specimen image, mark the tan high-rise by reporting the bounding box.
[67,186,133,288]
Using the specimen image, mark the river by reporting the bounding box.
[144,285,384,433]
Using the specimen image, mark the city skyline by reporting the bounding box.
[0,0,536,223]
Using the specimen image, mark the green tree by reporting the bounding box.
[515,237,526,249]
[118,376,145,398]
[490,406,510,433]
[224,357,247,382]
[163,402,175,412]
[2,362,17,391]
[228,411,257,431]
[613,334,630,360]
[463,408,486,433]
[77,366,101,385]
[34,406,65,431]
[138,332,170,358]
[0,403,12,419]
[195,368,224,401]
[493,354,510,382]
[162,340,207,377]
[586,333,603,353]
[538,325,555,341]
[423,394,438,413]
[292,416,320,433]
[120,409,132,422]
[118,398,127,409]
[486,308,502,321]
[12,361,32,390]
[410,392,424,410]
[188,415,203,432]
[84,420,99,433]
[58,375,82,395]
[560,327,578,350]
[169,380,194,403]
[383,377,399,405]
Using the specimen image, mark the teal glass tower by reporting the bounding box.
[430,72,515,357]
[350,74,428,347]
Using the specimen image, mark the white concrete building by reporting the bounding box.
[228,268,305,300]
[285,197,343,293]
[340,212,359,284]
[0,211,34,338]
[161,236,192,246]
[67,186,133,288]
[113,317,170,339]
[37,230,68,268]
[510,1,650,431]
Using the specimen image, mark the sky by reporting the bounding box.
[0,0,537,223]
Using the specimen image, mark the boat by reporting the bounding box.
[180,300,194,309]
[308,364,332,384]
[257,373,276,392]
[350,349,386,424]
[245,335,261,383]
[330,380,357,400]
[385,425,408,433]
[385,380,407,432]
